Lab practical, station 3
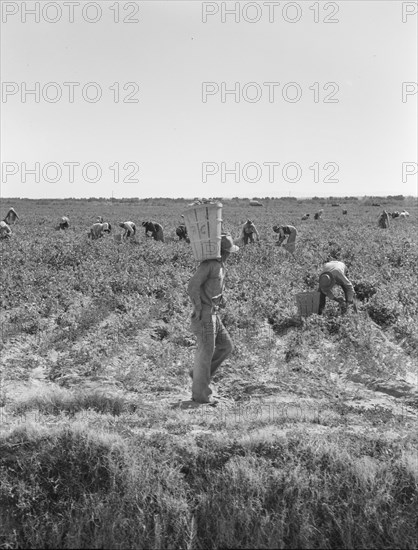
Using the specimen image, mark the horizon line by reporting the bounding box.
[1,195,417,201]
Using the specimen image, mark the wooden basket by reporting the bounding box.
[183,202,223,261]
[296,291,321,317]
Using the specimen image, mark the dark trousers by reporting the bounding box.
[318,291,327,314]
[318,286,350,314]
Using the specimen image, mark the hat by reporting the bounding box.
[319,273,334,290]
[221,234,239,253]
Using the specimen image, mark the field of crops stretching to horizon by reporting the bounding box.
[1,197,417,549]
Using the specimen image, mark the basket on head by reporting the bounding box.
[183,202,223,261]
[296,291,321,317]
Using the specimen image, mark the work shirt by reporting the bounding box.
[281,225,295,235]
[90,223,105,238]
[145,222,164,241]
[176,225,188,239]
[187,259,225,312]
[153,224,164,242]
[378,212,390,228]
[4,209,18,224]
[0,221,12,238]
[122,221,135,234]
[242,223,259,237]
[319,261,355,302]
[277,225,296,243]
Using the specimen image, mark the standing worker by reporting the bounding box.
[241,219,260,244]
[187,233,239,405]
[273,224,297,253]
[318,260,356,314]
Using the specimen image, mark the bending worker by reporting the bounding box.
[0,221,12,239]
[378,210,390,229]
[187,233,239,405]
[4,208,19,225]
[241,219,260,244]
[273,224,297,253]
[119,221,136,239]
[142,221,165,242]
[318,260,356,314]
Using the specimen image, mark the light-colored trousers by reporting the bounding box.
[190,306,233,403]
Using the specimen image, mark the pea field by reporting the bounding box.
[1,197,417,549]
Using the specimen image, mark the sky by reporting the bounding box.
[1,0,417,199]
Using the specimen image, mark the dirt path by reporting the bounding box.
[1,323,417,439]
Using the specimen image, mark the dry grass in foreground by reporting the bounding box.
[0,421,417,549]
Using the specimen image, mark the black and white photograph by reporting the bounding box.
[1,1,417,548]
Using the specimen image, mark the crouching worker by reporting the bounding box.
[187,234,239,405]
[241,220,260,244]
[273,224,297,253]
[59,216,70,230]
[318,260,356,314]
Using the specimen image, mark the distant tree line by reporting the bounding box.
[3,195,416,203]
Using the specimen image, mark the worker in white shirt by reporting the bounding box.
[0,221,12,239]
[119,221,136,239]
[318,260,356,314]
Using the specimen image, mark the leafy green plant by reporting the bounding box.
[354,281,378,301]
[367,299,399,327]
[1,198,417,549]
